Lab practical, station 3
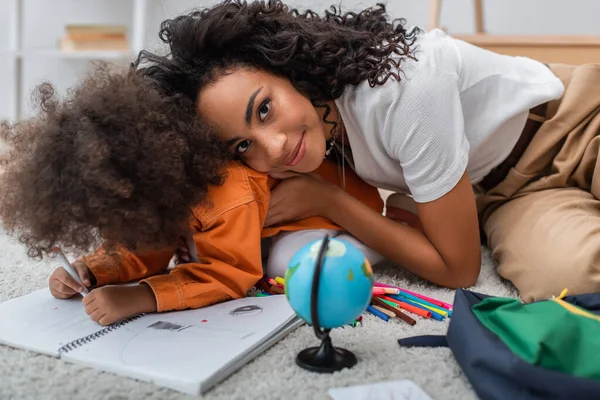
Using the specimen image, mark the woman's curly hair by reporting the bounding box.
[0,64,228,258]
[137,0,419,107]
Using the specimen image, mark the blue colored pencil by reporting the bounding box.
[366,305,390,322]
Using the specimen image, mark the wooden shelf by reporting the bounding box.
[454,34,600,47]
[20,50,134,59]
[429,1,600,65]
[453,34,600,64]
[1,50,135,60]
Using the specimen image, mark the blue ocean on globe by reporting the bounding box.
[284,238,374,329]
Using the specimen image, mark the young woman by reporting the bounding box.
[138,0,600,301]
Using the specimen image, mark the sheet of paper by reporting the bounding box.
[329,380,433,400]
[63,295,299,395]
[0,288,102,356]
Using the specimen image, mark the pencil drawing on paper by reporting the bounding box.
[120,318,257,367]
[148,321,188,332]
[229,304,263,317]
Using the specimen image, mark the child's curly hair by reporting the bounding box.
[0,64,229,258]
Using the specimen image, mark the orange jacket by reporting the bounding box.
[82,160,382,312]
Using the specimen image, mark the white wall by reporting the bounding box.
[2,0,600,121]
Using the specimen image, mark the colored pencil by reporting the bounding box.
[392,294,449,317]
[270,285,285,294]
[380,296,433,319]
[400,289,453,310]
[374,281,453,310]
[257,278,276,295]
[366,305,390,322]
[410,299,451,318]
[372,297,417,326]
[385,297,446,321]
[346,318,362,328]
[390,293,452,318]
[372,305,397,318]
[391,299,446,321]
[275,276,286,285]
[390,292,443,313]
[373,287,402,296]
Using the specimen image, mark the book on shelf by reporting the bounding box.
[65,24,127,36]
[59,24,129,53]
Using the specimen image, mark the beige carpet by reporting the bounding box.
[0,227,517,400]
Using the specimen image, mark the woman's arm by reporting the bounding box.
[325,170,481,288]
[266,170,481,288]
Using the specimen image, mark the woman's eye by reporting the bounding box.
[236,140,251,154]
[258,100,271,121]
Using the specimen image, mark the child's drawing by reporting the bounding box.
[148,321,188,331]
[229,304,263,317]
[119,314,258,370]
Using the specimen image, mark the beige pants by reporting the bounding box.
[390,63,600,302]
[476,63,600,302]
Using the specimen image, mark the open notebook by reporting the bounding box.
[0,289,303,395]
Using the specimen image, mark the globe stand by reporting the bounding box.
[295,235,358,373]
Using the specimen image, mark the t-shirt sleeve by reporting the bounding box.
[388,68,469,203]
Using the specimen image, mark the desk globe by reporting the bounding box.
[284,235,374,373]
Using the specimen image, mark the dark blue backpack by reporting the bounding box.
[398,289,600,400]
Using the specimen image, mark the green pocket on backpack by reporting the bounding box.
[472,290,600,380]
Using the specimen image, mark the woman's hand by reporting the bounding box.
[265,171,342,227]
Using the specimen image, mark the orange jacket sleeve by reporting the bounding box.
[139,165,267,312]
[82,246,173,287]
[139,202,264,312]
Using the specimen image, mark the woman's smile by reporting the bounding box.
[284,132,306,167]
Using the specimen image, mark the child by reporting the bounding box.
[0,65,383,326]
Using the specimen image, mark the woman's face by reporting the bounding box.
[197,68,329,173]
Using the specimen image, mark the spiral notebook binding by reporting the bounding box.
[58,313,146,354]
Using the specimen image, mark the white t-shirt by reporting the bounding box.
[335,29,564,203]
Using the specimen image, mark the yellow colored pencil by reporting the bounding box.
[275,276,285,285]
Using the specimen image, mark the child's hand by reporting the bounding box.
[49,261,91,299]
[82,284,157,326]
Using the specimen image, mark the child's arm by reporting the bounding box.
[139,199,264,312]
[74,163,265,326]
[48,245,174,298]
[79,199,264,326]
